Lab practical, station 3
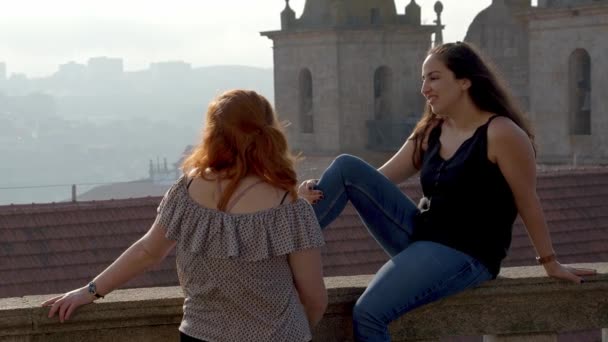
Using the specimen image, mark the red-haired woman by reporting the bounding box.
[43,89,327,342]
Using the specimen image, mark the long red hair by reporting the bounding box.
[182,89,298,211]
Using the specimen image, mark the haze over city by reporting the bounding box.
[0,0,502,205]
[0,0,494,77]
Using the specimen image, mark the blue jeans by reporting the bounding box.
[313,154,492,342]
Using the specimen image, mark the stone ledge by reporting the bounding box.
[316,263,608,341]
[0,263,606,342]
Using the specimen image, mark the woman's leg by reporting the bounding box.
[313,154,419,256]
[352,241,493,341]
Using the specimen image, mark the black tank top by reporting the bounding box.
[413,115,517,277]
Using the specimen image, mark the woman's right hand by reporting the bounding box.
[41,286,96,323]
[298,179,323,204]
[543,260,596,284]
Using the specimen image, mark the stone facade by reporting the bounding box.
[465,0,608,164]
[266,0,608,164]
[527,2,608,164]
[262,1,443,157]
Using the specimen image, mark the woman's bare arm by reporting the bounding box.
[42,222,176,322]
[489,117,595,283]
[288,248,328,328]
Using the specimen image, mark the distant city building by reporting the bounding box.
[7,73,30,95]
[150,61,192,79]
[77,147,190,201]
[56,61,87,82]
[0,62,6,82]
[149,157,180,186]
[87,56,124,80]
[465,0,608,164]
[262,0,444,158]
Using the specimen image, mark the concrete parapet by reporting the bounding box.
[0,263,606,341]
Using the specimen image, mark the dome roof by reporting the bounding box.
[298,0,398,28]
[465,0,514,41]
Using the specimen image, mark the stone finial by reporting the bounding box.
[281,0,296,30]
[433,1,444,47]
[405,0,421,25]
[434,1,444,15]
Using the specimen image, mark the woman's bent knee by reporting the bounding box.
[352,299,382,326]
[352,300,390,340]
[331,154,371,176]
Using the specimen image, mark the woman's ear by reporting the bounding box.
[460,78,472,91]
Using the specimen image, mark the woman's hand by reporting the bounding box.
[41,286,96,323]
[543,260,596,283]
[298,179,323,204]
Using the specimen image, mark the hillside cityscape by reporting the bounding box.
[0,59,273,204]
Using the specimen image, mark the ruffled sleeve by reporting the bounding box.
[155,176,324,261]
[154,175,191,241]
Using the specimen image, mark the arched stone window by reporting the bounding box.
[299,68,313,133]
[568,49,591,135]
[370,8,380,25]
[373,66,392,120]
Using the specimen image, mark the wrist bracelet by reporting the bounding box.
[535,253,556,265]
[88,281,104,299]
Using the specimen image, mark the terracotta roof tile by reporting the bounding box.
[2,169,608,298]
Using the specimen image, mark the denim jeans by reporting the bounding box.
[312,154,493,342]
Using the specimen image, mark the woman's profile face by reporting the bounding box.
[420,54,469,116]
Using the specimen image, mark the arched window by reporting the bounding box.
[299,69,313,133]
[568,49,591,135]
[373,66,392,120]
[370,8,380,25]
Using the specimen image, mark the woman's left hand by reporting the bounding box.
[41,286,96,323]
[543,260,596,283]
[298,179,323,204]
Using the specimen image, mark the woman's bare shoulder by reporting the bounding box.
[487,115,527,141]
[487,115,533,162]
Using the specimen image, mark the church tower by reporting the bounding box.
[262,0,444,157]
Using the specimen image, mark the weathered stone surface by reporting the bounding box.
[0,264,606,342]
[528,3,608,164]
[262,4,436,157]
[483,333,557,342]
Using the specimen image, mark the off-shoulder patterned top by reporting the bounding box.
[154,176,325,342]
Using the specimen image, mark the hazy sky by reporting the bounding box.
[0,0,495,78]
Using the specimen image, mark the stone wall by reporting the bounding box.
[270,31,342,155]
[528,4,608,164]
[265,27,432,157]
[1,263,606,342]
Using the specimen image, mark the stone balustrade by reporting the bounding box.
[1,263,606,342]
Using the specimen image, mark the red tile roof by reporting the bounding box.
[0,197,177,298]
[77,180,171,201]
[322,168,608,276]
[2,168,608,298]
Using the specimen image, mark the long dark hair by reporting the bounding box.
[410,41,535,169]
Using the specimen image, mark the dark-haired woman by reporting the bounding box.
[298,42,596,342]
